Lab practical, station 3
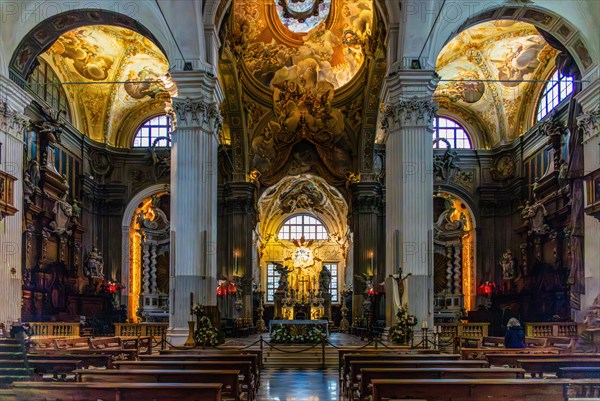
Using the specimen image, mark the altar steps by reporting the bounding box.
[262,344,338,369]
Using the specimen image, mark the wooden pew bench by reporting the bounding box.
[27,353,112,369]
[113,360,255,401]
[89,336,122,350]
[53,337,90,350]
[370,378,600,401]
[341,352,459,383]
[486,352,600,369]
[357,368,525,401]
[345,359,488,399]
[558,367,600,379]
[518,357,600,378]
[461,347,558,360]
[159,348,263,369]
[12,382,223,401]
[75,368,241,401]
[27,359,82,381]
[546,337,577,352]
[337,347,439,374]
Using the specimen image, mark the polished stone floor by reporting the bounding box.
[256,368,340,401]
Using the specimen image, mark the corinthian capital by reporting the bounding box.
[380,96,437,133]
[577,106,599,141]
[167,97,222,133]
[0,100,30,139]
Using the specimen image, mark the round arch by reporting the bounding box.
[8,8,173,86]
[428,4,596,76]
[120,184,170,319]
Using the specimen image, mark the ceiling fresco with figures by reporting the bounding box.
[233,0,373,90]
[435,21,557,146]
[39,25,170,145]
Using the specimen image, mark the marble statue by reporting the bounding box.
[84,247,104,279]
[319,265,332,293]
[500,249,516,280]
[50,193,73,235]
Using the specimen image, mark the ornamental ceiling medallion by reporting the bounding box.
[40,25,170,145]
[435,21,557,145]
[233,0,373,186]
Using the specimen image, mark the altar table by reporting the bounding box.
[269,319,329,336]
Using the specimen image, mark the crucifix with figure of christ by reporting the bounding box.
[298,276,310,303]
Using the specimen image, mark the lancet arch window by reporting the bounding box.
[278,214,328,240]
[133,115,172,148]
[536,70,574,121]
[433,117,472,149]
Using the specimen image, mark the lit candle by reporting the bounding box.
[234,251,238,274]
[369,252,374,275]
[422,320,428,330]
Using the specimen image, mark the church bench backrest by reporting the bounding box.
[461,347,559,360]
[89,336,122,349]
[369,379,598,401]
[358,368,526,400]
[12,382,223,401]
[159,348,263,368]
[481,336,504,347]
[53,337,90,349]
[485,352,600,368]
[75,368,240,400]
[525,336,548,347]
[31,337,60,350]
[342,353,460,380]
[27,352,113,368]
[346,359,489,394]
[337,348,439,373]
[517,357,600,378]
[546,336,577,351]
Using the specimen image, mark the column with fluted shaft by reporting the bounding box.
[381,70,439,328]
[167,70,223,345]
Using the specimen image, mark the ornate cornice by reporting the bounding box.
[578,106,599,142]
[0,100,30,140]
[167,97,222,133]
[381,96,437,133]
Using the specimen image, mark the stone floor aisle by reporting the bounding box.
[256,368,340,401]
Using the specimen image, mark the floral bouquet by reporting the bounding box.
[388,305,418,344]
[193,316,219,346]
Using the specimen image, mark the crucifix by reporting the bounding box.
[298,276,310,303]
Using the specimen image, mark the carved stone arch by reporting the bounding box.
[120,184,169,320]
[435,5,595,76]
[9,9,170,88]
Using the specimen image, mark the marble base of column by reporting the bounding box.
[406,275,433,330]
[167,275,205,346]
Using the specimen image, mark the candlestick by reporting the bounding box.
[190,292,194,316]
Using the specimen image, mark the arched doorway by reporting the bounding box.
[256,174,350,322]
[433,191,477,322]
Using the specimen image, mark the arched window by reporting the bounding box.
[278,214,328,240]
[27,60,71,121]
[133,115,171,148]
[536,70,574,121]
[433,117,472,149]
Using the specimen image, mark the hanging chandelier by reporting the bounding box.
[278,0,322,23]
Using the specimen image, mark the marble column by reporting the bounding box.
[350,182,384,321]
[576,73,600,320]
[0,78,30,327]
[167,70,223,345]
[381,70,439,328]
[222,181,256,319]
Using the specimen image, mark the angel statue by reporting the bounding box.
[274,262,293,292]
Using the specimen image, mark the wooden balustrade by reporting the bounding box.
[114,323,168,339]
[438,323,489,338]
[525,322,578,337]
[27,322,80,338]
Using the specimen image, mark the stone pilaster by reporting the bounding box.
[0,77,31,327]
[576,72,600,319]
[222,181,256,319]
[350,182,384,321]
[167,70,223,345]
[381,70,439,328]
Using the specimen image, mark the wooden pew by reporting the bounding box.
[140,353,259,377]
[370,378,600,401]
[486,352,600,368]
[159,348,263,368]
[341,352,459,382]
[558,367,600,379]
[75,369,240,401]
[113,360,255,401]
[345,359,488,398]
[53,337,90,349]
[27,353,113,369]
[12,382,223,401]
[27,359,82,381]
[461,347,558,360]
[358,368,526,401]
[546,336,577,352]
[337,347,439,373]
[518,358,600,378]
[89,336,122,349]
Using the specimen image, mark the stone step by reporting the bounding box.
[0,360,27,369]
[0,344,22,352]
[0,368,33,376]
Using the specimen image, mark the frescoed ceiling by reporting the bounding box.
[435,21,557,146]
[40,25,170,146]
[232,0,373,90]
